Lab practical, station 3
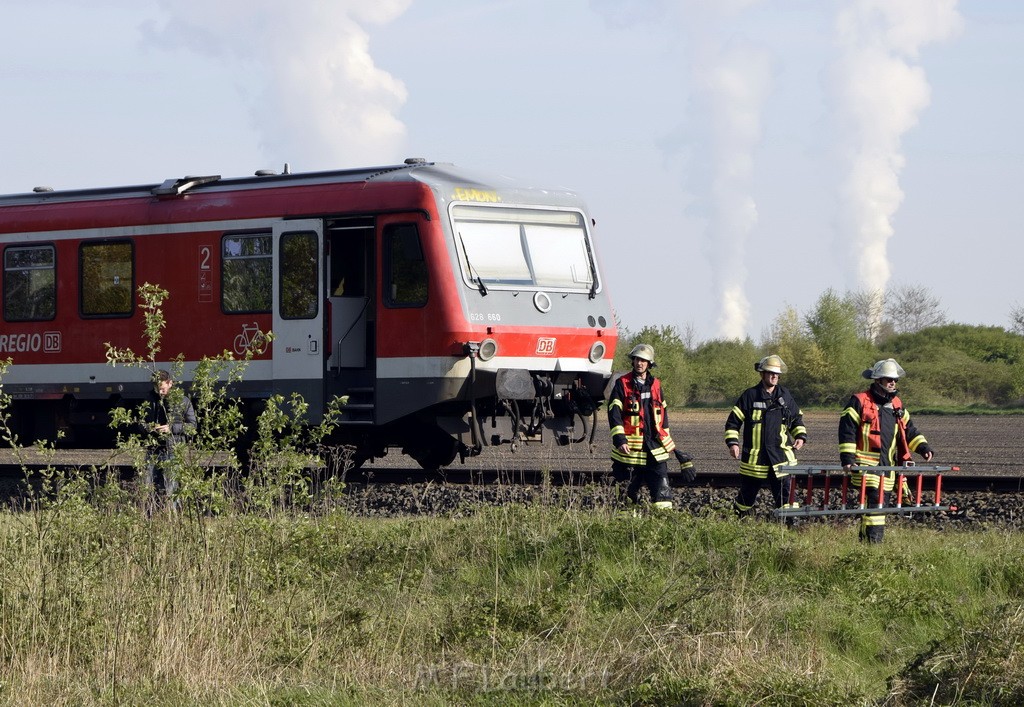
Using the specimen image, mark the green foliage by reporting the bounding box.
[101,282,345,516]
[800,290,875,405]
[764,306,832,404]
[615,325,691,405]
[881,324,1024,406]
[686,338,760,404]
[614,292,1024,410]
[244,393,347,513]
[2,503,1024,704]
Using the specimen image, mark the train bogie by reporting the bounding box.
[0,161,617,468]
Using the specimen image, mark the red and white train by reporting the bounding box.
[0,159,617,468]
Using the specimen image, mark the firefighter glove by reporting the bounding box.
[674,450,697,483]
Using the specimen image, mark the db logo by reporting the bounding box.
[536,338,556,355]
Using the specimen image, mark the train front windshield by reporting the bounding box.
[451,205,597,292]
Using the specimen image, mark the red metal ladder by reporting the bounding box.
[772,464,961,519]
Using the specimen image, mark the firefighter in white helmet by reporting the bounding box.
[839,358,934,543]
[725,354,807,517]
[608,343,696,510]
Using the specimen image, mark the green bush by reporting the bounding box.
[686,338,760,405]
[885,324,1024,405]
[614,325,693,405]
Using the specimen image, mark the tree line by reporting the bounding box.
[615,286,1024,410]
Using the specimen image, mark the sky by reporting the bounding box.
[1,0,1021,343]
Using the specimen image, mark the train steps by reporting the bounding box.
[337,386,375,425]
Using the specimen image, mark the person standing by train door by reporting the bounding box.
[608,344,695,510]
[725,355,807,517]
[140,369,197,506]
[839,359,934,543]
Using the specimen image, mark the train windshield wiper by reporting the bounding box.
[457,231,488,296]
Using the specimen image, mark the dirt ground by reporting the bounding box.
[408,409,1024,478]
[672,409,1022,477]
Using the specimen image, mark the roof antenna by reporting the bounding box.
[283,163,291,174]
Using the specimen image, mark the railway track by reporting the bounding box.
[2,452,1022,494]
[2,411,1022,494]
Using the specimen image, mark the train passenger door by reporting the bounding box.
[272,220,325,413]
[326,217,374,369]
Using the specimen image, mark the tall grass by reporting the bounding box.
[1,491,1022,705]
[2,287,1022,704]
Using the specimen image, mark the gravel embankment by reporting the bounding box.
[338,410,1024,530]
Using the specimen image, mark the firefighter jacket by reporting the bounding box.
[724,384,807,479]
[608,372,676,465]
[839,386,931,491]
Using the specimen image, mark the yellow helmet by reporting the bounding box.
[628,344,655,364]
[863,358,906,380]
[755,354,787,374]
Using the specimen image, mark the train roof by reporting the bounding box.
[0,159,586,209]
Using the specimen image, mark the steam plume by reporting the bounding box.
[146,0,411,168]
[683,2,771,340]
[832,0,962,315]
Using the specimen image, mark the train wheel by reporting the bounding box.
[405,432,458,471]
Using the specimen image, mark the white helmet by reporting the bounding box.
[755,354,787,374]
[863,358,906,380]
[628,344,655,364]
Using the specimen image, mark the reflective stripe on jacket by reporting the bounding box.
[607,373,675,465]
[724,384,806,479]
[839,389,928,491]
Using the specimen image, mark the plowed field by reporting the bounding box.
[670,410,1022,477]
[421,410,1024,478]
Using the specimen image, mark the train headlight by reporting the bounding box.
[533,291,552,313]
[588,341,606,363]
[479,338,498,361]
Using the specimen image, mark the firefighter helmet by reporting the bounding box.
[863,358,906,380]
[628,344,655,364]
[754,354,787,374]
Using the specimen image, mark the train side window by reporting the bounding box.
[3,245,56,322]
[279,231,319,319]
[384,224,428,308]
[80,241,133,317]
[222,234,272,313]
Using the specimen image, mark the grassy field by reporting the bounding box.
[1,491,1022,706]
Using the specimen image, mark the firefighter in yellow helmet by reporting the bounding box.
[725,354,807,517]
[608,344,696,510]
[839,358,934,543]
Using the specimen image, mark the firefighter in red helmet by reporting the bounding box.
[840,358,934,543]
[608,344,696,510]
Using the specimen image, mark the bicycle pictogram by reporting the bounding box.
[233,323,268,355]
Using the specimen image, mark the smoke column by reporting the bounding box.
[681,1,770,341]
[832,0,962,317]
[146,0,411,168]
[589,0,769,340]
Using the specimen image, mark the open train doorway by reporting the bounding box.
[327,217,375,370]
[326,217,376,433]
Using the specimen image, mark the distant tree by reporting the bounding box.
[847,288,886,342]
[686,338,759,405]
[1009,303,1024,336]
[761,306,830,404]
[886,324,1024,405]
[615,325,691,406]
[678,321,699,351]
[884,284,947,335]
[804,290,875,405]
